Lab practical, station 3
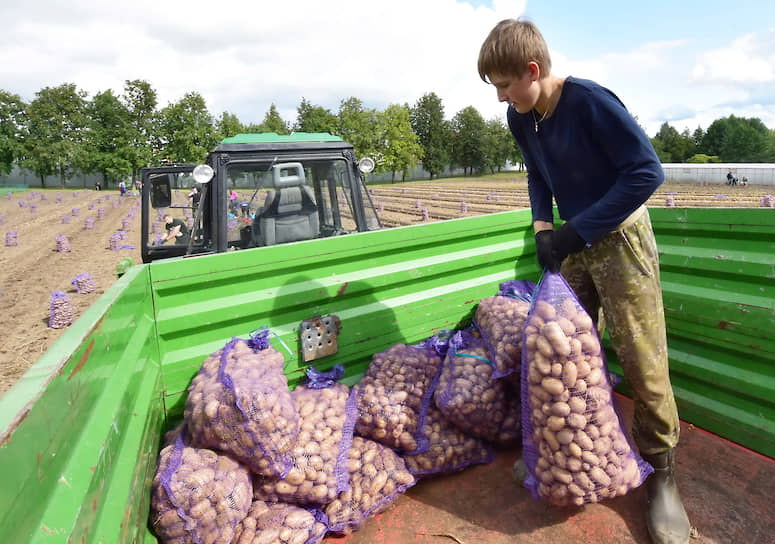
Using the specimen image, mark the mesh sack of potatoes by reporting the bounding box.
[521,272,653,506]
[253,365,358,506]
[233,500,328,544]
[324,436,416,535]
[185,336,299,479]
[150,430,253,544]
[433,329,520,444]
[474,293,531,379]
[401,405,495,478]
[353,333,449,454]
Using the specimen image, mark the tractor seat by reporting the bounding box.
[258,163,319,246]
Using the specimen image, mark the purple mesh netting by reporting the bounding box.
[520,272,653,506]
[151,429,252,544]
[247,327,270,351]
[401,406,495,478]
[498,279,537,302]
[233,501,328,544]
[5,231,18,246]
[61,215,70,224]
[49,291,73,328]
[325,437,416,535]
[71,208,79,216]
[109,233,121,251]
[71,272,96,294]
[474,295,531,378]
[252,379,356,506]
[353,338,445,455]
[184,337,298,479]
[306,364,345,389]
[434,329,512,442]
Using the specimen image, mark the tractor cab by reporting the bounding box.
[141,133,380,263]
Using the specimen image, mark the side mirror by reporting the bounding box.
[150,174,172,208]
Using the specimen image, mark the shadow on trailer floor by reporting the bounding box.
[325,394,775,544]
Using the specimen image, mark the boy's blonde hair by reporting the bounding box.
[478,18,552,83]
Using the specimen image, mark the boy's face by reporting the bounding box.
[489,66,539,114]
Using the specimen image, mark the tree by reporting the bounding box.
[0,90,27,176]
[155,92,218,163]
[335,97,379,159]
[376,103,423,182]
[85,89,133,187]
[23,83,88,187]
[216,111,245,139]
[449,106,486,175]
[255,104,290,135]
[482,117,514,174]
[294,98,338,134]
[410,92,449,179]
[699,115,770,161]
[122,80,158,180]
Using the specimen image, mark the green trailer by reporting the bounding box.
[0,207,773,543]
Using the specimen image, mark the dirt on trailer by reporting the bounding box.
[0,179,772,398]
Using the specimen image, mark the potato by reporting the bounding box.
[354,343,443,453]
[326,437,416,535]
[184,338,298,478]
[150,443,252,544]
[474,296,530,376]
[233,500,327,544]
[253,383,356,506]
[522,280,649,506]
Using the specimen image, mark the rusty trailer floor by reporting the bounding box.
[324,395,775,544]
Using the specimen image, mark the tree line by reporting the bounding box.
[1,80,772,188]
[0,81,520,188]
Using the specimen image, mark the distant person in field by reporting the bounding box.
[95,181,102,191]
[479,18,690,544]
[726,170,735,185]
[119,180,127,196]
[161,214,190,245]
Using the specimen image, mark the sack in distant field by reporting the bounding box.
[150,431,252,544]
[185,337,299,478]
[253,366,358,506]
[475,290,532,378]
[353,333,448,454]
[434,329,519,444]
[401,405,494,478]
[324,436,416,536]
[233,500,328,544]
[521,272,652,506]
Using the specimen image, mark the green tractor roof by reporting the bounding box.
[220,132,343,144]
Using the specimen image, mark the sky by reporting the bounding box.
[1,0,774,137]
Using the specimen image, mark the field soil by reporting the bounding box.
[0,178,771,397]
[0,188,141,398]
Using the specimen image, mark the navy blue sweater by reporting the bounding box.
[507,76,663,243]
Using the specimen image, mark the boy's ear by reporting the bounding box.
[527,61,541,82]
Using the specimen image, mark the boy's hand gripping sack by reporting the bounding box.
[253,365,358,506]
[433,329,521,444]
[150,430,253,544]
[521,272,653,506]
[185,336,299,478]
[353,333,448,453]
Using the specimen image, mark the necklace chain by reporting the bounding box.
[532,108,549,133]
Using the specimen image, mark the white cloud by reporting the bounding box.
[0,0,527,126]
[691,30,775,85]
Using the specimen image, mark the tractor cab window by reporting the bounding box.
[226,157,377,249]
[145,169,212,258]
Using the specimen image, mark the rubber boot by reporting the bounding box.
[643,449,691,544]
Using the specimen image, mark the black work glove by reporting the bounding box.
[551,222,587,267]
[535,230,561,272]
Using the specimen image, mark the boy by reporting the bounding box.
[478,18,690,544]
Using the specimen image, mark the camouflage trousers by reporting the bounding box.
[561,207,680,455]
